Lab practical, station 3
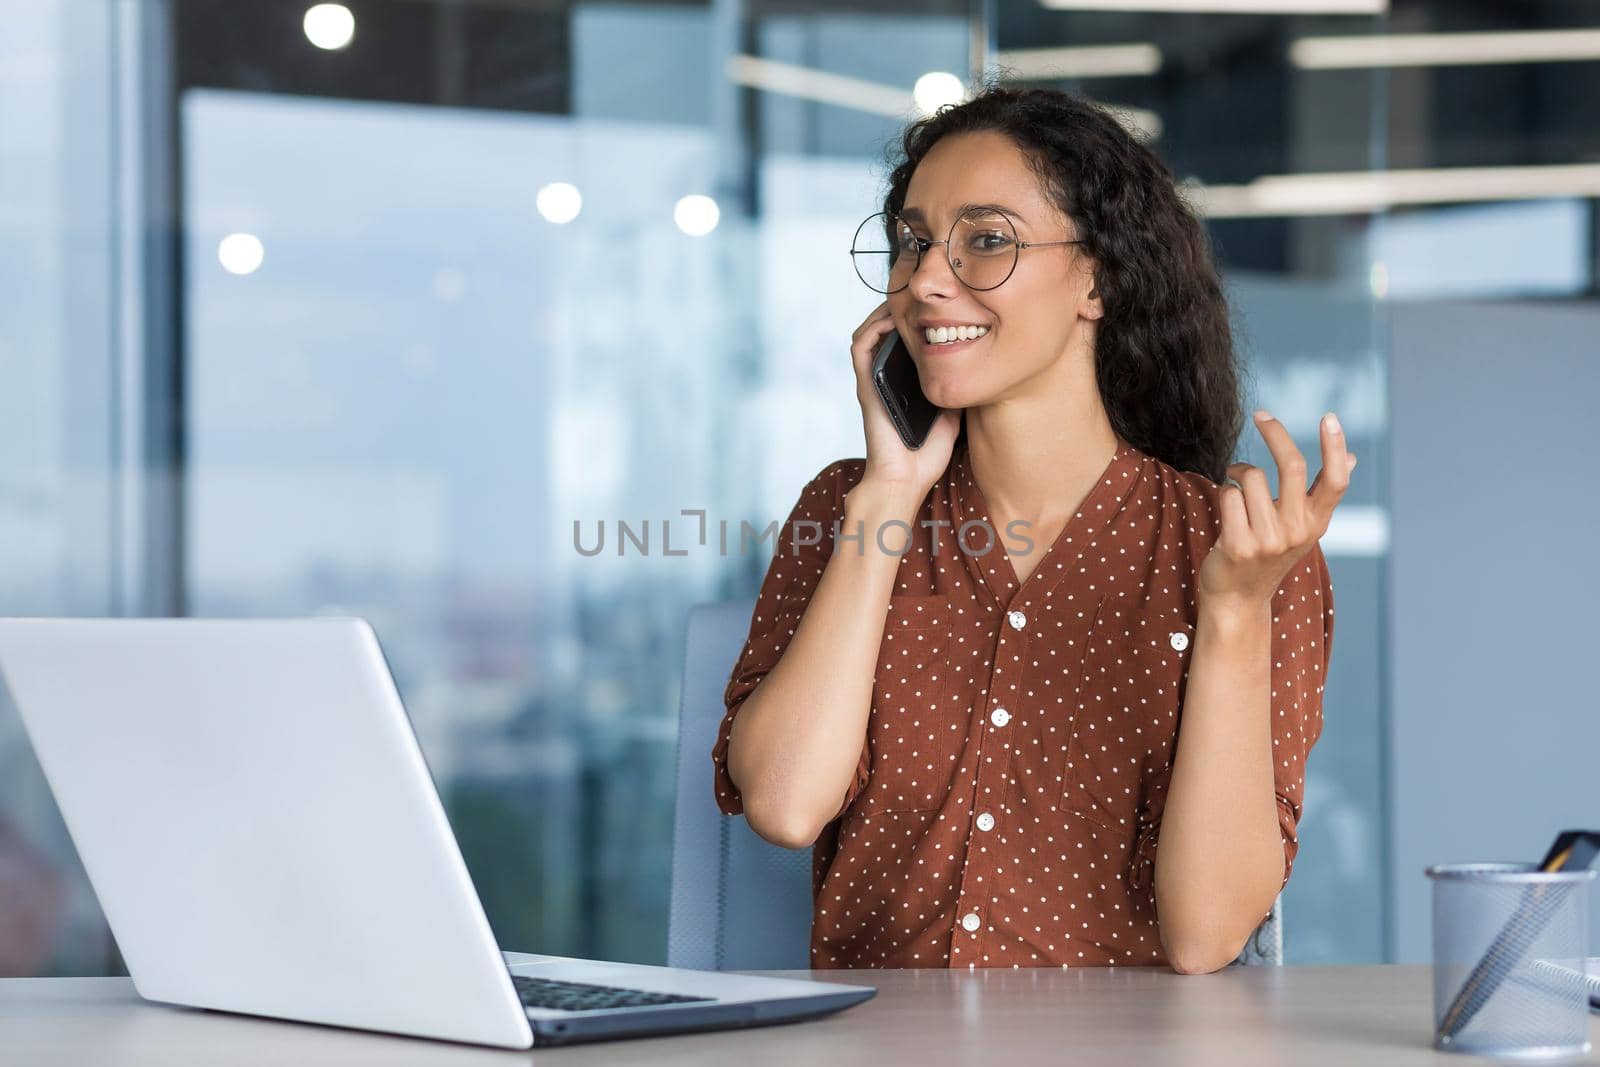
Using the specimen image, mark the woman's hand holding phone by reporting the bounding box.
[723,303,959,846]
[849,302,961,503]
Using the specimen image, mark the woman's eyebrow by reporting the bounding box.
[900,202,1029,224]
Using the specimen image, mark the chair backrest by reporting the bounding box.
[667,598,812,971]
[667,597,1282,970]
[1236,897,1283,965]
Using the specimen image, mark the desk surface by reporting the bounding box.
[3,966,1596,1065]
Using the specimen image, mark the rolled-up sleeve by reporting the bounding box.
[1127,541,1334,899]
[1266,540,1334,890]
[710,459,869,821]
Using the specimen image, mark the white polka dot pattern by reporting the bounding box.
[710,431,1335,971]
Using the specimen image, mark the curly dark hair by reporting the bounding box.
[881,80,1245,485]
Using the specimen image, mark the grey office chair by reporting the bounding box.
[667,597,1282,971]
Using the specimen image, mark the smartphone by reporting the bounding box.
[871,330,943,450]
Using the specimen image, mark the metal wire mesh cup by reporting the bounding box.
[1425,862,1597,1058]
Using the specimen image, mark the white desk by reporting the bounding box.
[3,965,1596,1064]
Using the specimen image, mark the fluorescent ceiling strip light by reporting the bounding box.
[1100,103,1164,140]
[1190,163,1600,218]
[1038,0,1385,14]
[996,43,1163,79]
[1290,28,1600,69]
[727,55,913,118]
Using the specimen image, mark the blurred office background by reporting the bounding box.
[2,0,1595,976]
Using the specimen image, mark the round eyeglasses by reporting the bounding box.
[849,207,1082,294]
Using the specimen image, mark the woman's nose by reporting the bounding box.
[909,241,962,297]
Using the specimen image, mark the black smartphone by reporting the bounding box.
[871,329,943,450]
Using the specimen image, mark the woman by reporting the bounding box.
[710,84,1356,974]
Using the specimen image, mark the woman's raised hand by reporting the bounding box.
[1197,409,1357,616]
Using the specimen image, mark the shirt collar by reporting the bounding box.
[945,429,1146,610]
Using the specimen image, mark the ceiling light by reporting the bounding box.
[913,72,967,116]
[996,43,1162,80]
[727,55,914,118]
[217,233,265,276]
[1188,163,1600,217]
[1290,29,1600,69]
[674,195,720,237]
[1100,103,1164,140]
[536,182,582,225]
[1038,0,1384,13]
[303,4,355,51]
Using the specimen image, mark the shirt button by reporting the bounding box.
[1007,610,1027,631]
[961,911,981,932]
[1169,631,1189,651]
[976,812,995,832]
[989,707,1011,727]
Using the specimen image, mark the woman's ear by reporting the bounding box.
[1083,273,1104,320]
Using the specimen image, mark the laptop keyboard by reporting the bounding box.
[511,975,715,1012]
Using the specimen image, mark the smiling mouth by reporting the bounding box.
[922,324,990,346]
[920,329,989,354]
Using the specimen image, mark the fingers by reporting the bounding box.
[853,301,917,472]
[1225,410,1355,557]
[849,301,898,379]
[1308,411,1355,515]
[1223,462,1283,550]
[1249,410,1307,530]
[850,300,892,341]
[1216,476,1252,559]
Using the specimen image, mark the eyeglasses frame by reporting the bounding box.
[849,207,1084,294]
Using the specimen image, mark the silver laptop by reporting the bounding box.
[0,617,873,1048]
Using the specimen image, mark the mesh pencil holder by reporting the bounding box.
[1425,862,1596,1059]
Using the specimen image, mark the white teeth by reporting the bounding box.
[923,324,989,344]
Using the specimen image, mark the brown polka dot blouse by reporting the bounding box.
[710,431,1334,969]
